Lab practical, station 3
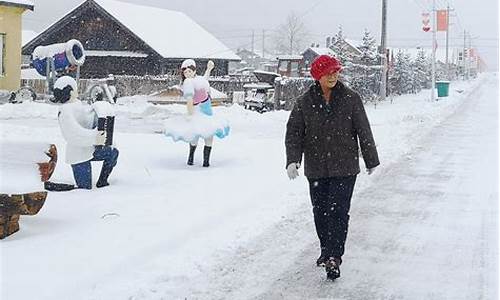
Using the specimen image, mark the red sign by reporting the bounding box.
[422,12,431,32]
[436,10,448,31]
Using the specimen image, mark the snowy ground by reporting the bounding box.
[0,74,498,300]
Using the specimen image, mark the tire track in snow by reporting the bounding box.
[194,75,498,300]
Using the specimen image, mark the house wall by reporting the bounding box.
[163,59,228,77]
[0,5,24,91]
[22,3,233,78]
[302,49,318,70]
[82,56,161,78]
[22,6,164,78]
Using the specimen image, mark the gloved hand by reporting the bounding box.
[366,166,377,175]
[207,60,215,72]
[95,131,106,145]
[204,60,215,78]
[287,163,300,180]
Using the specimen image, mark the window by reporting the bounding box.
[278,61,288,73]
[290,61,299,77]
[0,33,5,76]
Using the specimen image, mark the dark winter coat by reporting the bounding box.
[285,81,379,179]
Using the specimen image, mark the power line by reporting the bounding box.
[297,0,327,18]
[388,37,498,41]
[216,35,255,40]
[410,0,428,11]
[201,0,328,58]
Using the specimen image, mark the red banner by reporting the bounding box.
[436,10,448,31]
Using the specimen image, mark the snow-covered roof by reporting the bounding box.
[93,0,240,60]
[253,70,280,77]
[344,39,363,54]
[306,47,336,56]
[0,0,34,10]
[345,39,362,48]
[86,50,148,58]
[243,83,273,89]
[276,55,303,60]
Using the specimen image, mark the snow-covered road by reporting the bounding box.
[197,75,500,299]
[1,74,497,300]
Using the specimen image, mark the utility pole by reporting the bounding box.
[467,32,472,78]
[251,30,255,69]
[431,0,437,101]
[262,29,265,60]
[445,4,450,79]
[380,0,387,101]
[463,30,467,79]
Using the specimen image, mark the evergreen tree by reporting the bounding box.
[390,50,414,95]
[413,48,430,90]
[329,25,352,66]
[329,25,356,85]
[358,29,378,65]
[350,29,380,103]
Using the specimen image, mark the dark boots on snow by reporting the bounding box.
[187,144,196,165]
[187,145,212,167]
[316,255,328,267]
[325,257,342,280]
[96,165,114,188]
[203,146,212,167]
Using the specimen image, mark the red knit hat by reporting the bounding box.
[310,55,342,80]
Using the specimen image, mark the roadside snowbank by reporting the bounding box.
[0,74,489,300]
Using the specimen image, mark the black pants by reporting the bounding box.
[308,176,357,259]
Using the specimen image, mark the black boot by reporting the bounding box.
[316,254,328,267]
[203,146,212,167]
[187,144,196,165]
[325,257,341,280]
[96,166,113,188]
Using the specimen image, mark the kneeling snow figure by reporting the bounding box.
[163,59,230,167]
[53,76,119,189]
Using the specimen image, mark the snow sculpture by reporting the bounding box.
[0,142,57,239]
[45,76,119,190]
[32,39,86,76]
[163,59,230,167]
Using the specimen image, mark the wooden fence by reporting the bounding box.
[20,75,317,111]
[21,75,256,100]
[273,77,314,110]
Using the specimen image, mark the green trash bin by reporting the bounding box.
[436,81,450,97]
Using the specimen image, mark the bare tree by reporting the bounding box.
[272,12,309,55]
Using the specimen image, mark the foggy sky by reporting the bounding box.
[22,0,498,70]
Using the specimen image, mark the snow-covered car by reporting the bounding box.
[243,82,275,113]
[242,70,281,113]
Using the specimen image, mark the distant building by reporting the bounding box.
[343,39,363,57]
[302,47,337,71]
[276,55,305,77]
[0,0,34,91]
[236,48,261,68]
[325,38,363,63]
[230,48,274,75]
[22,0,240,78]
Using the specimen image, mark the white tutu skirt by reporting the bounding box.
[163,112,230,143]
